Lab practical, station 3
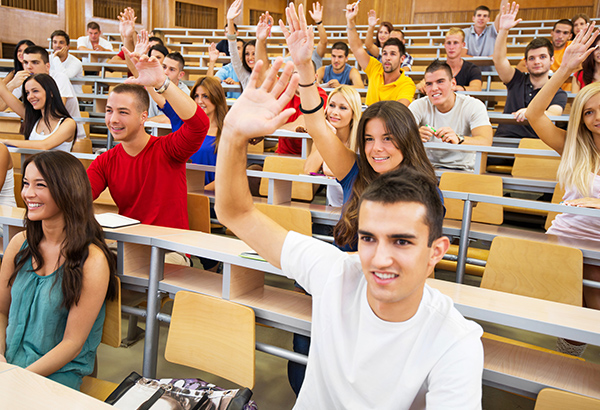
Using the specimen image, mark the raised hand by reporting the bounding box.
[308,1,323,23]
[54,46,69,61]
[280,2,315,67]
[134,29,150,55]
[346,2,360,23]
[498,2,521,32]
[367,10,379,28]
[227,0,243,22]
[560,21,599,73]
[256,12,274,41]
[123,48,166,89]
[118,7,137,40]
[7,71,29,91]
[223,58,298,141]
[208,42,220,63]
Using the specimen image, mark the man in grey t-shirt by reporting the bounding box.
[463,1,507,71]
[409,61,492,171]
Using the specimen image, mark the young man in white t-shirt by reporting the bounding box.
[410,60,492,171]
[49,30,84,93]
[77,21,114,63]
[215,57,484,410]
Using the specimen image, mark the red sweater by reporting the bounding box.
[87,105,209,229]
[276,87,328,156]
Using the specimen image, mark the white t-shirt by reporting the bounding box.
[409,93,490,171]
[50,54,84,93]
[281,231,484,410]
[12,72,85,140]
[76,36,114,63]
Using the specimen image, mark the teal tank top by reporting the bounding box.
[5,241,106,390]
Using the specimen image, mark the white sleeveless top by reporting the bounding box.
[29,118,73,152]
[546,174,600,242]
[0,168,17,208]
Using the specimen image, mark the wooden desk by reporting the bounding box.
[0,363,112,409]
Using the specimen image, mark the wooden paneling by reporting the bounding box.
[320,0,413,26]
[0,0,66,46]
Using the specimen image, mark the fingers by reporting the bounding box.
[260,57,282,93]
[271,59,295,97]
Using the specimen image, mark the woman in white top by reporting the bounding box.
[0,74,75,152]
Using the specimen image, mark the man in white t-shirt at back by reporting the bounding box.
[215,54,484,409]
[0,46,85,140]
[77,21,114,63]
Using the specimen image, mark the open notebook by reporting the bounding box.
[95,213,140,229]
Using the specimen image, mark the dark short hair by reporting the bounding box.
[425,59,453,80]
[525,37,554,59]
[553,19,574,32]
[148,36,165,46]
[165,52,185,71]
[148,44,169,59]
[23,46,49,64]
[110,83,150,113]
[87,21,100,31]
[382,38,405,56]
[50,30,70,45]
[474,5,490,15]
[358,167,444,246]
[331,41,349,57]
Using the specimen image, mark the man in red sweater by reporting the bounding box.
[87,49,209,230]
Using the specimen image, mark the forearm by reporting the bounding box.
[346,26,364,54]
[255,38,269,81]
[304,148,324,174]
[26,339,82,377]
[364,26,378,56]
[316,24,328,57]
[161,82,197,120]
[492,29,510,72]
[464,80,482,91]
[207,60,216,77]
[463,135,492,146]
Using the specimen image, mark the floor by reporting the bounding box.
[95,267,600,409]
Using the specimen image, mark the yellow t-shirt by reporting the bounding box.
[551,41,572,72]
[364,57,416,105]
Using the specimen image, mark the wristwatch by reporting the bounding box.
[457,134,465,145]
[154,77,170,94]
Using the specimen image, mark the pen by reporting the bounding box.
[342,0,361,12]
[426,124,437,133]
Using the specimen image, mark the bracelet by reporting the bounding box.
[315,21,323,25]
[298,79,317,88]
[154,76,171,94]
[299,97,325,114]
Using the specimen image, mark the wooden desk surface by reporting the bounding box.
[0,363,112,409]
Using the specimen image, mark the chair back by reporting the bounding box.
[439,172,503,225]
[165,291,256,388]
[259,156,315,201]
[187,193,211,233]
[255,203,312,236]
[101,276,122,348]
[481,236,583,306]
[512,138,560,180]
[13,172,24,208]
[534,388,600,410]
[545,183,566,230]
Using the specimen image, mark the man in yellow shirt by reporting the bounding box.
[345,3,415,106]
[550,19,574,72]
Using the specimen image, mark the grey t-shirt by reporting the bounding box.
[409,93,491,170]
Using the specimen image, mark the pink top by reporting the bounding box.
[547,173,600,242]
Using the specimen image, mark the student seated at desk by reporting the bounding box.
[215,52,484,409]
[0,151,118,390]
[527,22,600,357]
[0,74,75,152]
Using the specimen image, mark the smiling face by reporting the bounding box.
[24,79,46,111]
[51,35,68,53]
[326,93,353,130]
[364,118,404,174]
[424,69,456,112]
[378,26,390,44]
[472,10,490,31]
[22,163,62,223]
[245,44,255,68]
[525,47,553,77]
[551,23,572,50]
[105,92,147,142]
[444,34,464,59]
[193,85,215,118]
[358,200,441,320]
[582,92,600,138]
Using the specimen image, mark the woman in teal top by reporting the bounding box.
[0,151,117,390]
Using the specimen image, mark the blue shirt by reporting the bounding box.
[323,64,353,86]
[162,101,184,132]
[215,65,241,99]
[190,135,217,185]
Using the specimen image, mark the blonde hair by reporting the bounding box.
[327,85,362,152]
[558,82,600,196]
[446,27,465,42]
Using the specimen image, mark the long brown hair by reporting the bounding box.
[190,76,227,151]
[334,101,437,248]
[10,151,117,308]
